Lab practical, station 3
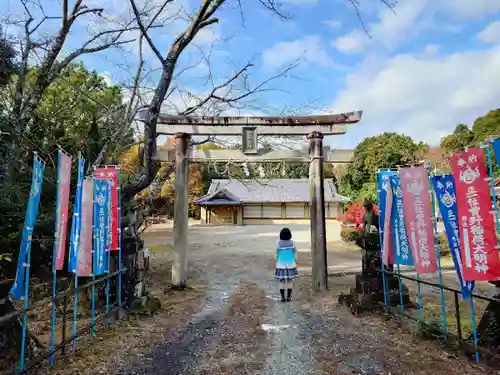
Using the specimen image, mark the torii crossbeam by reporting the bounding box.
[137,110,362,136]
[137,109,363,292]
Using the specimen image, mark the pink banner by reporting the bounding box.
[399,166,438,274]
[382,180,394,266]
[95,167,118,251]
[78,178,93,277]
[451,147,500,281]
[55,152,72,270]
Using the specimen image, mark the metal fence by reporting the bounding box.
[379,263,500,364]
[373,141,500,366]
[0,266,124,375]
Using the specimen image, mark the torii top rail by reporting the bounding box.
[137,109,363,135]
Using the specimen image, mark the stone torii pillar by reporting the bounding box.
[172,133,190,287]
[308,131,328,291]
[137,110,363,291]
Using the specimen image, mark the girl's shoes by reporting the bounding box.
[281,297,287,302]
[286,297,291,302]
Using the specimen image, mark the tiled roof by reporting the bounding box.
[206,179,350,203]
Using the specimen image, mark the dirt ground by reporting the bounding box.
[28,222,500,375]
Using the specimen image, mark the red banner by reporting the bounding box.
[451,147,500,281]
[95,167,118,251]
[55,152,72,270]
[399,166,438,274]
[382,178,394,266]
[78,178,93,276]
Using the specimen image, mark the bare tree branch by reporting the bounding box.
[122,0,231,198]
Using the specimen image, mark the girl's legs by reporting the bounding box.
[286,280,294,301]
[279,280,286,301]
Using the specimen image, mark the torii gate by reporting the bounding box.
[137,110,363,292]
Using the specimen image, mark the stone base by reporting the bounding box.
[471,292,500,354]
[127,295,162,316]
[339,273,412,316]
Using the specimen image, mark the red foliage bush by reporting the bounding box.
[339,202,379,232]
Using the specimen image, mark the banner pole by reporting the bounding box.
[91,170,96,338]
[72,156,84,353]
[50,150,61,366]
[105,174,112,329]
[116,167,123,315]
[20,240,31,371]
[395,262,404,313]
[19,155,45,371]
[376,170,389,310]
[427,161,448,331]
[105,238,110,329]
[484,141,500,238]
[469,298,480,363]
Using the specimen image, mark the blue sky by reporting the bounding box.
[3,0,500,149]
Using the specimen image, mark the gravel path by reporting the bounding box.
[116,223,495,375]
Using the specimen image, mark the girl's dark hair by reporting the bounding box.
[280,227,292,241]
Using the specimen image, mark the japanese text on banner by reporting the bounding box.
[382,176,394,266]
[68,158,85,273]
[78,178,93,277]
[389,175,414,266]
[10,156,45,299]
[451,147,500,281]
[399,166,438,274]
[95,167,118,251]
[378,170,397,237]
[431,175,474,298]
[54,152,72,271]
[93,179,109,276]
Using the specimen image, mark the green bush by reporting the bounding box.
[341,228,359,243]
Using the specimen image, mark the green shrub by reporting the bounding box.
[341,228,359,243]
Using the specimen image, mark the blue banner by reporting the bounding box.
[378,170,397,235]
[431,175,474,299]
[491,138,500,168]
[389,175,415,266]
[93,179,109,275]
[10,156,45,299]
[68,157,85,273]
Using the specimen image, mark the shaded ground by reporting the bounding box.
[38,222,500,375]
[35,251,207,375]
[122,223,497,375]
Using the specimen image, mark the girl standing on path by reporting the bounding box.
[275,228,298,302]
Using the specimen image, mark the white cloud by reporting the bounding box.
[194,24,221,45]
[323,19,342,28]
[478,20,500,44]
[422,44,440,57]
[334,0,430,54]
[442,0,500,19]
[262,36,337,69]
[333,30,366,54]
[100,71,113,86]
[333,0,500,55]
[329,47,500,147]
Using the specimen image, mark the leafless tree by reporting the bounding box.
[1,0,396,192]
[122,0,298,198]
[1,0,160,177]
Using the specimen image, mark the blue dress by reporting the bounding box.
[275,240,298,281]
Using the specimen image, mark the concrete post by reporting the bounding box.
[172,133,190,288]
[308,131,328,292]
